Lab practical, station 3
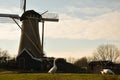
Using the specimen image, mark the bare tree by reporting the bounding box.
[93,44,120,62]
[67,57,76,63]
[0,48,10,60]
[0,49,7,56]
[74,57,88,67]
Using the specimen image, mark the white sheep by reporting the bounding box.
[101,69,115,75]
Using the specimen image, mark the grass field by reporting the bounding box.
[0,73,120,80]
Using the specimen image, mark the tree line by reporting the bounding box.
[0,44,120,68]
[68,44,120,68]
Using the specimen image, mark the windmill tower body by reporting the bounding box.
[18,10,44,58]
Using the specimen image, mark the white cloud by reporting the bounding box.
[0,7,20,14]
[46,48,93,58]
[64,6,112,15]
[0,23,20,40]
[45,11,120,40]
[0,7,21,40]
[0,7,120,41]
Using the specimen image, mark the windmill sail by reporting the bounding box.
[20,0,26,13]
[0,12,59,23]
[41,13,59,22]
[0,13,20,23]
[0,13,20,19]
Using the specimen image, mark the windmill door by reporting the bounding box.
[18,58,26,70]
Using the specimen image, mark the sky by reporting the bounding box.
[0,0,120,59]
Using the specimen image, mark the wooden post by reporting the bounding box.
[42,21,44,54]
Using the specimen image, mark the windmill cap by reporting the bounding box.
[20,10,42,21]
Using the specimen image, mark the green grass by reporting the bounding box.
[0,73,120,80]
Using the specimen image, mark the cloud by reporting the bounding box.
[64,6,112,16]
[0,7,120,41]
[0,7,21,40]
[0,7,20,14]
[0,23,20,40]
[45,11,120,40]
[46,48,94,58]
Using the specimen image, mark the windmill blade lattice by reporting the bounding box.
[0,13,20,23]
[20,0,26,13]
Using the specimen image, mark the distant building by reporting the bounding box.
[88,61,120,74]
[88,61,114,74]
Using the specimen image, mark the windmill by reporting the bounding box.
[0,0,59,58]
